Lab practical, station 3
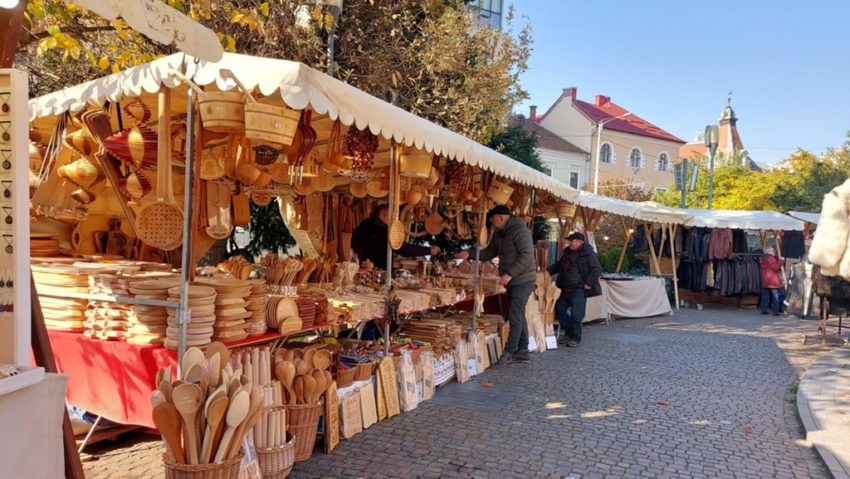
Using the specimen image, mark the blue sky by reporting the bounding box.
[510,0,850,165]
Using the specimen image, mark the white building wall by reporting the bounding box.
[538,147,589,189]
[539,98,594,153]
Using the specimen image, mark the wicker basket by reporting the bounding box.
[336,366,356,388]
[285,403,322,462]
[353,362,376,381]
[255,434,295,479]
[199,91,245,132]
[557,203,577,219]
[163,452,243,479]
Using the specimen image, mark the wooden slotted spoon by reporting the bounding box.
[389,155,405,249]
[136,87,184,251]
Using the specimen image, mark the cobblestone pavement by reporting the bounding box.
[83,307,835,479]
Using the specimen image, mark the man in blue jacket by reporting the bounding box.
[548,232,602,348]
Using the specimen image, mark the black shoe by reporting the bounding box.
[492,353,512,368]
[512,351,530,362]
[760,311,769,315]
[565,340,580,348]
[773,313,780,316]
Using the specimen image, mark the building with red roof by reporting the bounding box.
[537,87,685,193]
[512,109,589,188]
[678,99,761,171]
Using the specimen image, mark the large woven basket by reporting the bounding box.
[245,101,300,147]
[163,452,243,479]
[400,148,432,178]
[353,362,376,381]
[285,403,322,462]
[335,366,356,388]
[255,434,295,479]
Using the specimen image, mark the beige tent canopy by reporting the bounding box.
[29,52,580,204]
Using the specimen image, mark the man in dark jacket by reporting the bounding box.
[352,204,440,269]
[548,232,602,348]
[457,205,536,365]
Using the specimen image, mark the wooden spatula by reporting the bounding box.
[153,402,185,464]
[200,393,227,464]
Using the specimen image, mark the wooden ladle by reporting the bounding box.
[213,389,250,463]
[302,374,318,405]
[172,383,203,465]
[313,350,332,371]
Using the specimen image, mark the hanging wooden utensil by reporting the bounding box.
[136,88,184,251]
[389,152,405,250]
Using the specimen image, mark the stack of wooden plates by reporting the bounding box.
[162,284,217,350]
[245,280,268,336]
[33,264,96,332]
[83,301,133,340]
[195,277,251,342]
[89,274,134,296]
[294,297,316,328]
[31,234,61,258]
[126,276,179,346]
[265,296,299,331]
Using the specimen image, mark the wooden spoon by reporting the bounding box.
[294,357,311,376]
[323,370,334,392]
[152,402,186,464]
[172,383,203,465]
[182,347,205,377]
[303,349,316,369]
[275,361,296,405]
[200,393,227,464]
[293,375,305,404]
[151,390,167,408]
[302,374,318,404]
[313,350,332,371]
[205,341,229,370]
[226,385,262,460]
[208,353,221,389]
[311,369,327,401]
[213,389,250,463]
[158,379,173,403]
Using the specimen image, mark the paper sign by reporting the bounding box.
[545,336,558,349]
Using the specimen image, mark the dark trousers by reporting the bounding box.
[760,288,780,315]
[505,281,533,354]
[555,289,587,343]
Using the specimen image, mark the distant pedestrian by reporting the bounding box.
[548,232,602,347]
[760,247,785,316]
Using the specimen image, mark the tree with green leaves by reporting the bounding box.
[486,121,545,172]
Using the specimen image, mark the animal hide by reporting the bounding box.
[809,179,850,276]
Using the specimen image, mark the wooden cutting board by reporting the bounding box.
[324,382,340,454]
[377,357,400,418]
[359,382,378,429]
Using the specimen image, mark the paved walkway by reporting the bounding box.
[83,307,835,479]
[798,344,850,479]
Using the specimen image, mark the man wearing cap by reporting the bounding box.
[456,205,536,364]
[548,232,602,348]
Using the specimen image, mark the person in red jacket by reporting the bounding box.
[760,247,785,316]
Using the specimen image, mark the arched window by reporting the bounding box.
[600,143,612,163]
[658,153,669,171]
[629,148,642,168]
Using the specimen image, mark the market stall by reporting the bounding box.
[26,51,582,469]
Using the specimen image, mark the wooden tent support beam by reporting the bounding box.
[644,222,662,276]
[579,206,590,233]
[669,223,680,310]
[774,230,789,286]
[616,216,633,273]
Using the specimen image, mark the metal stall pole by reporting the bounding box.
[384,141,397,356]
[177,88,197,369]
[472,173,485,331]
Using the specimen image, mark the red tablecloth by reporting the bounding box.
[47,330,294,428]
[48,331,178,428]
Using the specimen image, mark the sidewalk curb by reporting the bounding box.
[797,345,850,479]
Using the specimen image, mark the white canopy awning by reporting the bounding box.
[574,191,642,220]
[29,52,579,202]
[787,211,820,225]
[683,209,805,231]
[634,201,694,225]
